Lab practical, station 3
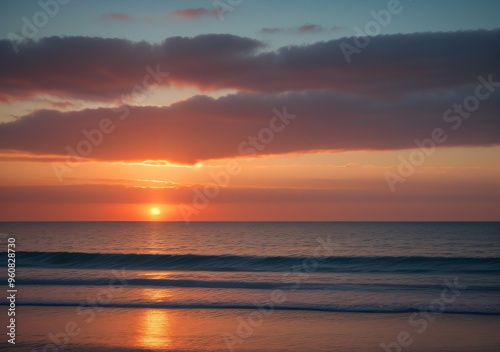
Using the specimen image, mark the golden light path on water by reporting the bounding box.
[138,309,172,350]
[136,289,174,350]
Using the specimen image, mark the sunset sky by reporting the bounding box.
[0,0,499,221]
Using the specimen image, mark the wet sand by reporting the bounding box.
[9,306,500,352]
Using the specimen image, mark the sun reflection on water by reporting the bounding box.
[137,309,172,350]
[141,287,173,301]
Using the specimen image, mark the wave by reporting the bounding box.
[4,300,500,316]
[7,251,500,273]
[15,278,500,292]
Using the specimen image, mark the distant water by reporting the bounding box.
[1,222,500,316]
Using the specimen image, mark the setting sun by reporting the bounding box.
[150,207,161,215]
[0,1,499,352]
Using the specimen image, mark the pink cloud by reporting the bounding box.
[169,7,219,19]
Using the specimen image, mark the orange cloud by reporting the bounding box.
[0,90,498,164]
[1,183,498,221]
[169,7,219,19]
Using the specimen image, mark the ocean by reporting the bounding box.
[1,222,499,351]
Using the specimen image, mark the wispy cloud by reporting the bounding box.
[260,27,284,34]
[169,7,219,19]
[100,13,133,21]
[38,100,77,109]
[297,24,324,33]
[261,24,344,34]
[1,184,498,206]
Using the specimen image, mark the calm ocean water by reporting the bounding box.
[1,222,500,351]
[1,222,500,312]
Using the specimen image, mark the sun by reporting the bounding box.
[150,207,161,215]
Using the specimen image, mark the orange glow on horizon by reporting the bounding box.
[0,147,499,221]
[144,204,170,221]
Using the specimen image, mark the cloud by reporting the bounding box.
[0,34,261,102]
[100,13,133,21]
[169,7,219,19]
[2,183,498,221]
[38,100,77,109]
[260,24,344,34]
[48,101,77,109]
[0,151,73,163]
[0,183,498,206]
[297,24,325,33]
[1,30,498,102]
[0,89,498,164]
[260,27,284,34]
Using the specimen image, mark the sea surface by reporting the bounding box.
[1,222,500,351]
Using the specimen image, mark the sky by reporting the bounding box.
[0,0,499,221]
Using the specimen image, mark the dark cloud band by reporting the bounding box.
[1,29,498,101]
